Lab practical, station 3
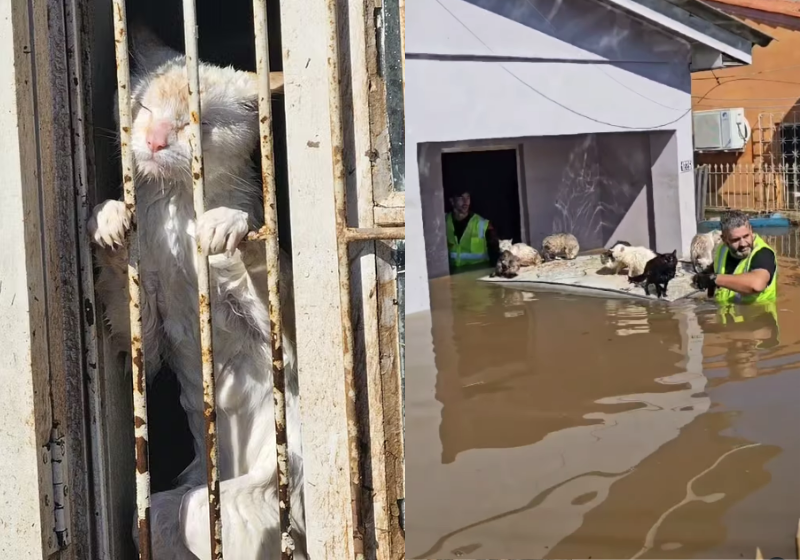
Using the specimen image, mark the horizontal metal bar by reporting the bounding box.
[344,227,405,241]
[245,226,405,243]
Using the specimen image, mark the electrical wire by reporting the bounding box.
[521,0,686,111]
[432,0,694,130]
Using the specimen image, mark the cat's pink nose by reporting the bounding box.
[146,120,173,153]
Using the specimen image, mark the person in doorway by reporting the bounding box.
[446,190,499,272]
[694,211,778,305]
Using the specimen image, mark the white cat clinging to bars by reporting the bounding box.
[88,24,306,559]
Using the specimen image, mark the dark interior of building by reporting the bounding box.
[442,149,522,249]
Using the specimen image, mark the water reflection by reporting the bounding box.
[406,237,800,559]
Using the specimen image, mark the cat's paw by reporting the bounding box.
[88,200,132,248]
[196,207,250,257]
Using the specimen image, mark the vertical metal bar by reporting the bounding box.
[399,0,405,91]
[325,0,366,554]
[111,1,152,558]
[67,0,113,554]
[180,1,223,557]
[252,1,294,558]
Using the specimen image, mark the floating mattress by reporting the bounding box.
[480,254,705,302]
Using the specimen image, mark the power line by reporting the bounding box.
[520,0,686,111]
[432,0,692,129]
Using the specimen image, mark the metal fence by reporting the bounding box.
[698,110,800,213]
[695,163,794,213]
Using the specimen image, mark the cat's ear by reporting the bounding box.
[236,72,260,113]
[671,249,677,256]
[235,71,285,114]
[243,71,285,97]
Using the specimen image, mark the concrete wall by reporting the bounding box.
[406,0,699,315]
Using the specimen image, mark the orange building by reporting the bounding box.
[693,0,800,211]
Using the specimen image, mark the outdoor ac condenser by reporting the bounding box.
[693,108,750,152]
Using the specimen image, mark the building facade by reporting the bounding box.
[406,0,770,315]
[693,0,800,211]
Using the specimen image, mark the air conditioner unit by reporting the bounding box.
[693,108,750,152]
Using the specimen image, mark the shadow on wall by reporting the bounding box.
[422,0,691,92]
[523,131,660,250]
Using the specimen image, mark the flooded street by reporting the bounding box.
[406,231,800,559]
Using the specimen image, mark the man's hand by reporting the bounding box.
[693,272,717,297]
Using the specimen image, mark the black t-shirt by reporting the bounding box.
[451,213,472,241]
[723,247,776,284]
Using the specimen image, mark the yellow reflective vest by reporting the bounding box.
[712,234,777,305]
[446,213,490,268]
[712,234,778,328]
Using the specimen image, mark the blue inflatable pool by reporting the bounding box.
[699,213,791,230]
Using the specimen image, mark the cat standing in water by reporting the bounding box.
[89,25,305,559]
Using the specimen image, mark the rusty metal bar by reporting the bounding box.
[111,1,153,558]
[181,1,224,557]
[400,0,405,91]
[324,0,367,554]
[344,227,405,241]
[246,226,404,244]
[252,1,294,558]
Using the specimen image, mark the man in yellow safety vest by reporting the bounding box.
[445,190,498,272]
[694,211,778,308]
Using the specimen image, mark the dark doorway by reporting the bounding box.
[442,149,522,246]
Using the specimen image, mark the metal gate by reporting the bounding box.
[0,0,405,556]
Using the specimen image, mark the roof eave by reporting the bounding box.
[598,0,772,65]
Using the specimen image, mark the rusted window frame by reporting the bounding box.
[3,0,407,556]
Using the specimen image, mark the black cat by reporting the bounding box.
[628,249,678,299]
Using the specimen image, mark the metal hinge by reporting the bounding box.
[42,427,71,555]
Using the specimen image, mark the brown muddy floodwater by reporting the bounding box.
[407,230,800,560]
